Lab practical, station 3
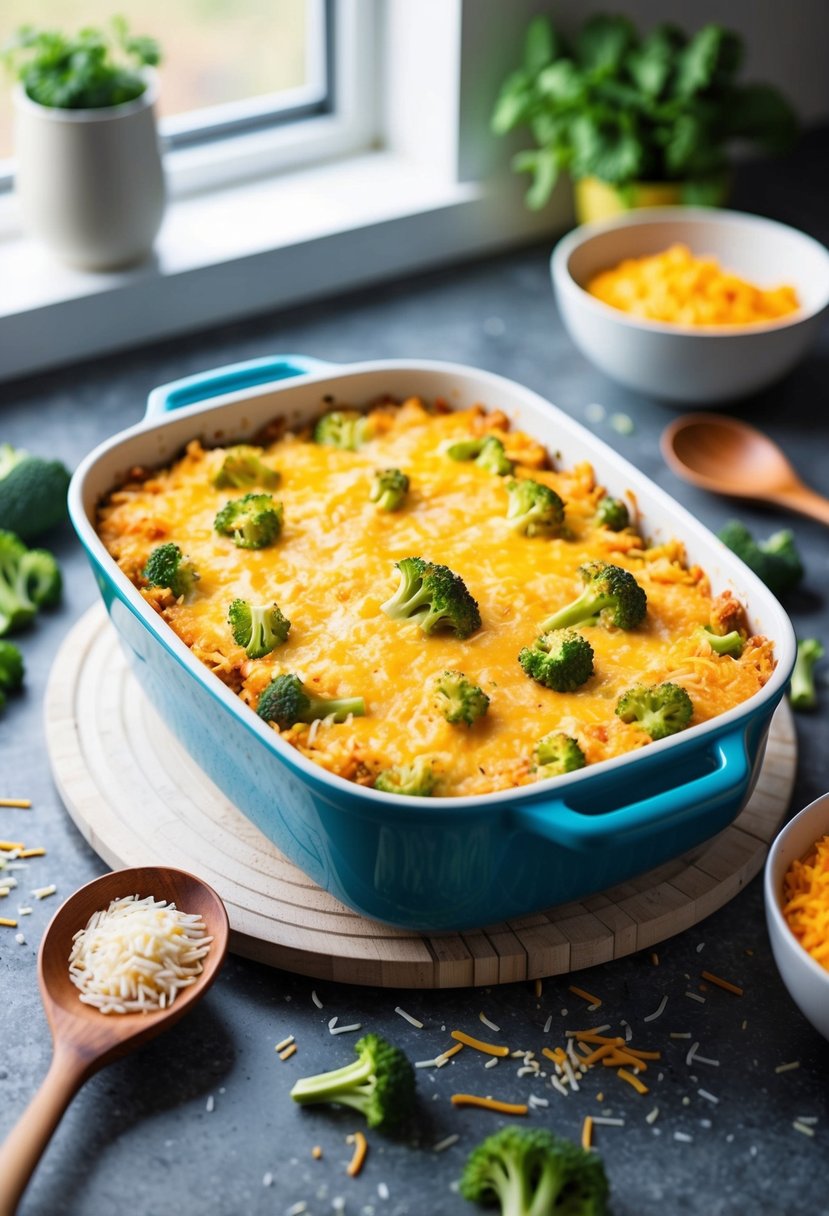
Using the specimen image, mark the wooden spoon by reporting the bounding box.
[0,866,229,1215]
[662,413,829,526]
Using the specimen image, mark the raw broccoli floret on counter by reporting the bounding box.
[718,521,804,597]
[444,435,514,476]
[257,673,365,728]
[615,682,693,740]
[214,493,283,549]
[518,629,594,692]
[0,530,62,635]
[459,1126,609,1216]
[534,731,586,776]
[696,626,744,658]
[313,410,371,450]
[540,561,647,633]
[434,670,490,726]
[227,599,291,659]
[374,757,436,796]
[506,478,565,537]
[789,638,824,712]
[212,445,280,491]
[381,556,481,639]
[594,495,630,532]
[0,640,24,693]
[0,444,70,542]
[143,542,199,598]
[370,467,410,512]
[290,1033,415,1132]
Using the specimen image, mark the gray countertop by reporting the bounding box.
[1,138,828,1216]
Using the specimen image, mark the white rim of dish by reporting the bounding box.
[13,72,157,122]
[552,206,829,338]
[765,792,829,987]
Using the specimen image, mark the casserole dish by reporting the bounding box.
[69,355,796,931]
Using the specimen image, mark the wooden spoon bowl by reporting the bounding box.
[0,866,229,1215]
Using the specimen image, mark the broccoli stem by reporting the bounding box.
[308,694,365,721]
[540,588,606,632]
[290,1053,375,1113]
[790,638,824,711]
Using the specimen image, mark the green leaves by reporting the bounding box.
[2,18,161,110]
[491,13,798,206]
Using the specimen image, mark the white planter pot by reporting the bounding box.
[13,76,166,271]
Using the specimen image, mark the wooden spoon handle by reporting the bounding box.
[771,484,829,527]
[0,1044,89,1216]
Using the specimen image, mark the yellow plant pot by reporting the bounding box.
[573,177,727,226]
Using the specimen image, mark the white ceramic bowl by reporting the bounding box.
[764,792,829,1041]
[551,207,829,405]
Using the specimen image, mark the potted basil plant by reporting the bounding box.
[2,19,164,270]
[493,14,798,225]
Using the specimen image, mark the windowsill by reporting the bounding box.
[0,150,569,383]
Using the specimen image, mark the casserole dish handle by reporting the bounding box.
[512,728,750,850]
[145,354,336,418]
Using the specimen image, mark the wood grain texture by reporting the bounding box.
[45,607,798,990]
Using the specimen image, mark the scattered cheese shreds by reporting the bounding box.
[0,841,24,852]
[19,847,45,859]
[450,1094,528,1116]
[643,996,668,1022]
[617,1068,649,1095]
[479,1011,501,1033]
[569,985,602,1007]
[275,1035,295,1053]
[330,1022,362,1036]
[32,885,56,900]
[484,1057,499,1070]
[793,1122,815,1137]
[698,1089,719,1104]
[592,1116,625,1127]
[775,1060,801,1074]
[395,1006,424,1029]
[378,1181,390,1200]
[433,1134,459,1153]
[0,917,17,928]
[0,799,31,808]
[436,1043,464,1063]
[645,1107,660,1125]
[581,1116,593,1151]
[279,1044,297,1062]
[534,979,543,999]
[674,1131,693,1143]
[346,1130,368,1177]
[685,991,706,1004]
[543,1014,553,1034]
[701,969,744,996]
[450,1031,510,1057]
[311,989,323,1009]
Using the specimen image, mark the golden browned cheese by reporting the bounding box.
[96,399,774,796]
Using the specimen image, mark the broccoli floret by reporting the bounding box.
[616,682,693,740]
[0,445,70,542]
[434,670,490,726]
[370,468,409,512]
[540,561,647,633]
[718,521,804,597]
[696,626,744,658]
[460,1126,609,1216]
[595,495,630,532]
[0,530,62,635]
[790,638,824,712]
[143,542,199,598]
[0,640,24,693]
[444,435,514,476]
[534,731,586,776]
[212,445,280,490]
[313,410,370,450]
[290,1032,415,1132]
[228,599,291,659]
[374,757,436,796]
[214,493,283,549]
[257,673,365,728]
[506,479,565,537]
[381,556,481,639]
[518,629,594,692]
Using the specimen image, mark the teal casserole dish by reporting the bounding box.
[68,355,796,931]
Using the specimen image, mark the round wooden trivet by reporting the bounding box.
[46,606,797,989]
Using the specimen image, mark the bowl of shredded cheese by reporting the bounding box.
[552,207,829,405]
[765,793,829,1042]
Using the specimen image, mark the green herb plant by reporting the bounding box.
[2,17,160,110]
[493,14,797,209]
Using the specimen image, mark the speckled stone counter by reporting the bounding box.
[1,137,828,1215]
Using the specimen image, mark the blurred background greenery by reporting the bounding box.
[0,0,310,158]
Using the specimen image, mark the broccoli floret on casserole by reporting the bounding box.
[381,556,481,639]
[212,445,280,491]
[374,757,436,797]
[313,410,371,451]
[615,682,693,740]
[143,542,199,599]
[290,1033,415,1132]
[594,495,630,532]
[506,478,565,537]
[533,731,586,777]
[370,467,410,512]
[696,626,744,658]
[444,435,514,476]
[518,629,594,692]
[214,493,283,549]
[459,1126,609,1216]
[434,670,490,726]
[228,599,291,659]
[540,561,647,633]
[257,673,365,729]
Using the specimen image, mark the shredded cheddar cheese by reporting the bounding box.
[581,1115,593,1150]
[617,1068,649,1095]
[450,1031,510,1057]
[783,834,829,971]
[96,399,774,797]
[346,1131,368,1177]
[450,1094,529,1115]
[700,970,744,996]
[587,244,799,327]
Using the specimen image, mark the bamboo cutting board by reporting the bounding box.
[46,606,797,989]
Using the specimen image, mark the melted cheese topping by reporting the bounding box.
[97,399,774,797]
